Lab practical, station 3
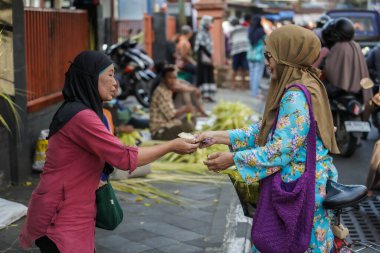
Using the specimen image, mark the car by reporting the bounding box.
[327,10,380,50]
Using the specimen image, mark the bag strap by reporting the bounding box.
[271,84,316,175]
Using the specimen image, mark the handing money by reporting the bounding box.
[178,132,196,140]
[178,132,211,144]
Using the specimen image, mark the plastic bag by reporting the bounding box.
[0,198,27,229]
[118,131,142,146]
[32,129,49,172]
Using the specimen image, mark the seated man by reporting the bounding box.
[150,65,195,140]
[173,79,208,118]
[153,62,208,117]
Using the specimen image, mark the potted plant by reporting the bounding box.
[0,91,20,132]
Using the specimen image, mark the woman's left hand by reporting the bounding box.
[203,152,235,172]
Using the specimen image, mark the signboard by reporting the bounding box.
[167,3,192,16]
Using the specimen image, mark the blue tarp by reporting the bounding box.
[279,11,294,20]
[265,11,294,22]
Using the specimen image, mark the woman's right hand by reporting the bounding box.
[196,131,231,148]
[195,131,217,148]
[170,138,199,154]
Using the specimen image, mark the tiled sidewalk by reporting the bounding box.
[95,181,251,253]
[0,176,252,253]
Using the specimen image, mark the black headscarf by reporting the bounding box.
[48,51,113,139]
[248,16,265,46]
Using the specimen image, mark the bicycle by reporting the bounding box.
[324,180,380,252]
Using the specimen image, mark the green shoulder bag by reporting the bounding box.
[95,181,123,230]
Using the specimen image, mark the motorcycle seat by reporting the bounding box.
[323,180,368,210]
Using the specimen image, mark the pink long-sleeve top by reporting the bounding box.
[19,109,138,253]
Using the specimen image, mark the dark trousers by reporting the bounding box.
[35,236,96,253]
[180,63,197,84]
[182,63,196,75]
[35,236,60,253]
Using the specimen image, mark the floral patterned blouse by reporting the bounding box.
[228,90,338,253]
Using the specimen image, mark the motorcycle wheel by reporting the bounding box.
[134,79,153,108]
[334,113,358,157]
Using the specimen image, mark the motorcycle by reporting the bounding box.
[329,88,371,157]
[105,40,156,108]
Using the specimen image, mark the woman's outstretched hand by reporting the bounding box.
[195,131,217,148]
[196,130,231,148]
[137,138,198,167]
[170,138,199,154]
[203,152,234,172]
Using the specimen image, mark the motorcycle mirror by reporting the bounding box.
[360,77,374,90]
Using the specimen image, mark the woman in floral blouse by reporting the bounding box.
[196,25,340,253]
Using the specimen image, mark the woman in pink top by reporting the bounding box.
[19,51,199,253]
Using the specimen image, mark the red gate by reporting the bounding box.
[24,8,89,112]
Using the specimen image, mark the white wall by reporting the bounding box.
[100,0,112,18]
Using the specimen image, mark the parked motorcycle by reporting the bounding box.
[329,89,371,157]
[105,40,156,108]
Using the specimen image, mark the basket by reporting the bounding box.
[227,171,260,218]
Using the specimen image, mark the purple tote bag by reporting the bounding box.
[251,84,316,253]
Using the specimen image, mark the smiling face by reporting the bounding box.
[98,64,117,101]
[264,50,278,81]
